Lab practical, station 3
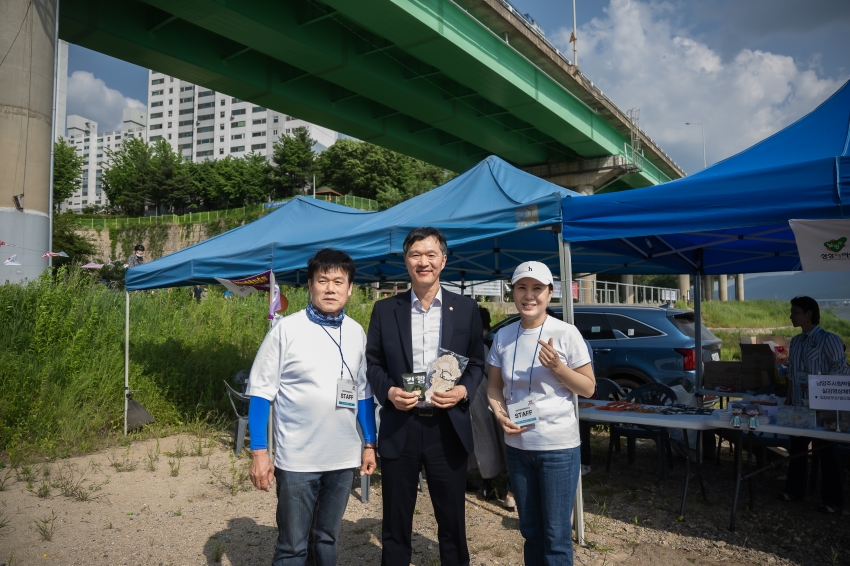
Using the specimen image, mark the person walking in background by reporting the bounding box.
[487,261,595,565]
[126,244,145,268]
[246,248,377,565]
[192,284,203,302]
[366,227,485,566]
[781,295,849,514]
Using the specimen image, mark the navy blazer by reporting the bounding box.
[366,287,485,459]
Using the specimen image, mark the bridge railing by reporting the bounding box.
[575,280,680,305]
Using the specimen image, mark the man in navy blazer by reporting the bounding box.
[366,227,485,566]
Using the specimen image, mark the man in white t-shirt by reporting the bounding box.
[246,249,377,566]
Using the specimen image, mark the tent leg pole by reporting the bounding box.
[559,232,584,546]
[124,290,130,436]
[268,268,275,460]
[694,266,703,394]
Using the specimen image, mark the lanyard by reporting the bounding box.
[509,321,545,401]
[320,325,355,381]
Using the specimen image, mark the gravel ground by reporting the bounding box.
[0,429,847,565]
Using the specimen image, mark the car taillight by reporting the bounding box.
[675,348,696,371]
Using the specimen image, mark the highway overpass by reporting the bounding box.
[58,0,684,192]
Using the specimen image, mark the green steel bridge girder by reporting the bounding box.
[134,0,556,166]
[58,0,671,186]
[59,0,493,172]
[325,0,670,185]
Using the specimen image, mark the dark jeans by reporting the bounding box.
[506,444,581,566]
[273,467,354,566]
[380,412,469,566]
[785,436,844,509]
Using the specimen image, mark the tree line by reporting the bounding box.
[53,127,455,217]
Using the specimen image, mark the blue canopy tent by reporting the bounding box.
[560,79,850,276]
[555,79,850,434]
[125,196,377,291]
[125,156,577,290]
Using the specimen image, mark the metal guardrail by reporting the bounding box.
[575,280,679,305]
[72,194,378,229]
[71,205,266,229]
[818,299,850,307]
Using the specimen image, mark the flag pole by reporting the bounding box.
[124,290,130,436]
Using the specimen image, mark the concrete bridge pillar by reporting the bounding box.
[1,0,58,284]
[719,274,728,301]
[677,274,690,303]
[702,276,713,301]
[621,274,634,304]
[736,274,745,301]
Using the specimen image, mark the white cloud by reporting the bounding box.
[552,0,847,174]
[66,71,145,133]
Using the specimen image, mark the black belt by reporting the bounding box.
[412,406,442,417]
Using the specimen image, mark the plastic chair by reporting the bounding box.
[596,378,626,401]
[224,380,251,456]
[606,383,678,480]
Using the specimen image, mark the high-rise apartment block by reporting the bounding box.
[61,108,147,212]
[145,70,337,162]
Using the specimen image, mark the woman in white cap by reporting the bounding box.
[486,261,595,565]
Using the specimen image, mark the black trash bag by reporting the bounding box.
[126,394,155,431]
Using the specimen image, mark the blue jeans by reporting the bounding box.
[273,467,354,566]
[506,445,580,565]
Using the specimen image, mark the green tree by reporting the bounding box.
[51,212,96,269]
[101,137,154,216]
[52,137,85,212]
[316,138,454,209]
[268,126,316,198]
[242,151,271,203]
[149,139,190,213]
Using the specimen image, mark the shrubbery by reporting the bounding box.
[0,268,374,463]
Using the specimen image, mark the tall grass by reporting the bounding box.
[677,299,850,361]
[0,268,374,462]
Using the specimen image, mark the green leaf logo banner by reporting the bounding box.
[823,237,847,253]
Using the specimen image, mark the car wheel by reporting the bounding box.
[613,377,642,395]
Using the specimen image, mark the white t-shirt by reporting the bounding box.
[487,316,590,451]
[246,310,372,472]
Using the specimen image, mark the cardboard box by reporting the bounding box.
[741,369,773,391]
[703,361,742,391]
[739,335,788,347]
[740,342,778,386]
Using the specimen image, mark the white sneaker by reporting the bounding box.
[581,465,591,476]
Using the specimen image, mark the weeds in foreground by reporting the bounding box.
[166,439,188,459]
[0,508,10,531]
[52,462,108,502]
[212,454,251,496]
[109,449,138,472]
[146,440,160,472]
[586,496,609,534]
[213,539,225,562]
[0,469,14,491]
[168,457,181,477]
[36,476,52,498]
[33,510,58,541]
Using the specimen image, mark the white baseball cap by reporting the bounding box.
[511,261,553,286]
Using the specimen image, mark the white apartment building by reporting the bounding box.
[61,108,147,212]
[145,70,338,163]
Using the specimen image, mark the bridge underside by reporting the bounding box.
[60,0,675,190]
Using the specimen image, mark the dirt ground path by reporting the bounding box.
[0,430,847,565]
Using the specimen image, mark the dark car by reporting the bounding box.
[485,305,722,393]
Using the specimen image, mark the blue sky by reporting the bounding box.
[67,0,850,174]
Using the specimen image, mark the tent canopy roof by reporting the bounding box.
[126,156,576,290]
[561,80,850,275]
